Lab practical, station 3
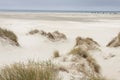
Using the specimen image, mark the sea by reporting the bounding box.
[0,9,120,14]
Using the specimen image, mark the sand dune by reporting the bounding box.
[0,12,120,80]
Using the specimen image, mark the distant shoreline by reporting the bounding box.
[0,10,120,14]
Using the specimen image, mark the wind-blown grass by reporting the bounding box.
[69,47,106,80]
[0,61,60,80]
[69,47,100,73]
[0,28,19,46]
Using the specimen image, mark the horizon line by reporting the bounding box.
[0,9,120,13]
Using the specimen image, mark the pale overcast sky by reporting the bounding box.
[0,0,120,11]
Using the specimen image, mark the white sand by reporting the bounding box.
[0,13,120,80]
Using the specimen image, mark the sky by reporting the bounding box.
[0,0,120,11]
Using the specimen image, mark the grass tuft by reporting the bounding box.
[69,47,100,74]
[29,29,39,35]
[0,28,19,46]
[69,47,89,58]
[53,50,60,58]
[89,76,106,80]
[0,61,60,80]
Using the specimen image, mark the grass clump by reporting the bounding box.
[69,47,100,74]
[89,76,106,80]
[69,47,89,58]
[0,61,60,80]
[29,29,39,35]
[0,28,19,46]
[53,50,60,58]
[86,55,100,73]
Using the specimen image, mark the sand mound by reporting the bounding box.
[52,48,104,80]
[28,29,67,42]
[0,28,19,46]
[47,31,67,41]
[107,32,120,47]
[75,36,100,51]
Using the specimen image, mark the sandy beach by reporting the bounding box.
[0,12,120,80]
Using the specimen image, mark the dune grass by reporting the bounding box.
[89,76,106,80]
[0,28,19,46]
[69,47,89,58]
[69,47,106,80]
[69,47,100,74]
[29,29,39,35]
[53,50,60,58]
[0,61,60,80]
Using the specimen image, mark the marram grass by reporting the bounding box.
[0,60,60,80]
[0,28,19,46]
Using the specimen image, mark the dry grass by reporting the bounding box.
[69,47,106,80]
[69,47,100,74]
[0,61,60,80]
[53,50,60,58]
[107,32,120,47]
[29,29,39,35]
[69,47,89,58]
[58,66,69,73]
[0,28,19,46]
[89,76,106,80]
[86,55,100,73]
